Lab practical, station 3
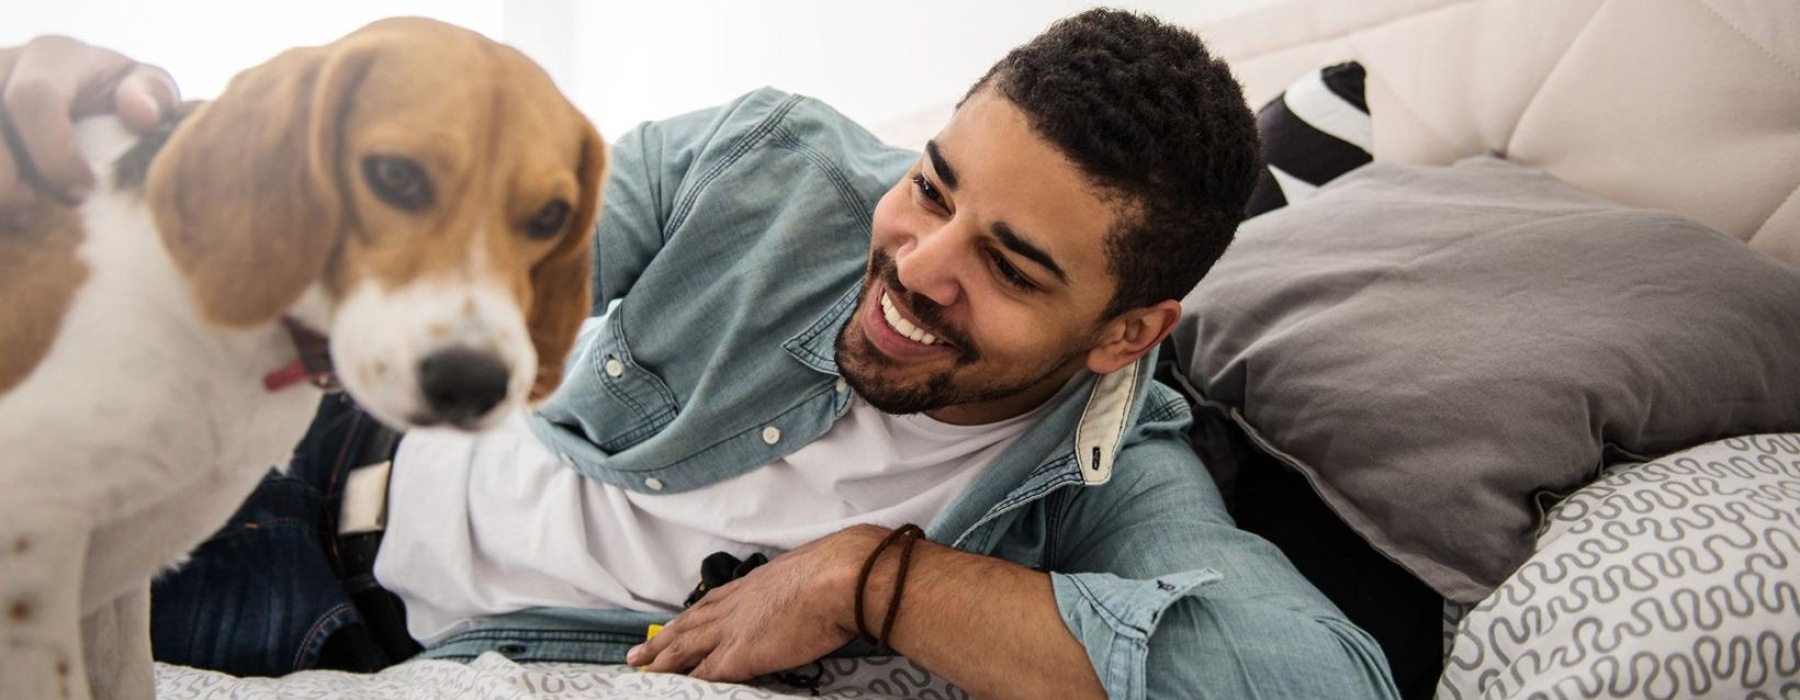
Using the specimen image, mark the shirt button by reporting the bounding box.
[603,356,624,378]
[835,378,848,393]
[762,426,782,445]
[644,477,664,491]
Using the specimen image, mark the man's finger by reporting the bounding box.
[113,64,178,133]
[0,126,22,220]
[0,46,21,217]
[1,76,87,202]
[627,614,682,666]
[626,637,662,666]
[689,652,753,684]
[689,655,725,682]
[643,635,709,675]
[2,35,134,202]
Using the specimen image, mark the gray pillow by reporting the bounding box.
[1173,156,1800,603]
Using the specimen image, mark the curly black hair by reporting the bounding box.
[964,8,1261,318]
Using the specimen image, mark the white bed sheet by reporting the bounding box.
[157,653,966,700]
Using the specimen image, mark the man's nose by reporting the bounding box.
[895,223,967,308]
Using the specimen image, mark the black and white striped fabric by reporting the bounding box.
[1244,61,1372,218]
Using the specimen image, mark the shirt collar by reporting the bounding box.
[781,279,863,375]
[1072,357,1142,485]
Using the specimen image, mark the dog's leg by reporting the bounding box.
[81,585,153,700]
[0,521,95,700]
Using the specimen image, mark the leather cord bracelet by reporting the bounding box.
[854,523,924,653]
[879,526,923,653]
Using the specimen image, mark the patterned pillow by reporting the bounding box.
[1439,434,1800,699]
[1243,61,1371,217]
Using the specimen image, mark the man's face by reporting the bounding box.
[836,89,1124,425]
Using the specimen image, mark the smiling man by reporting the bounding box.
[840,92,1145,424]
[3,9,1398,699]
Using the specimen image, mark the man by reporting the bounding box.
[1,10,1400,699]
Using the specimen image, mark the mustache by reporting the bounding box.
[872,251,976,356]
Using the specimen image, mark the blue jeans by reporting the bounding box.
[149,394,418,676]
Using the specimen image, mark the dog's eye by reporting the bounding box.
[525,200,571,240]
[362,156,434,211]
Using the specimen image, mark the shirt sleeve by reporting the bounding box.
[1049,400,1400,700]
[590,88,795,308]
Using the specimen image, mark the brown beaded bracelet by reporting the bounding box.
[854,523,924,652]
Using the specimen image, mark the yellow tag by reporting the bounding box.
[636,624,666,672]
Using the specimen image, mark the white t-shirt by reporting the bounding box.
[374,386,1069,645]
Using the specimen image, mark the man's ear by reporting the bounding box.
[1085,300,1182,375]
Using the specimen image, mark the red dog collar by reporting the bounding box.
[264,317,341,393]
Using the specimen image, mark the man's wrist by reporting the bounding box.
[829,524,892,637]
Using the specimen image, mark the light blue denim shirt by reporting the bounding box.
[420,88,1398,700]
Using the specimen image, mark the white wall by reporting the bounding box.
[562,0,1282,139]
[0,1,506,101]
[1,0,1279,141]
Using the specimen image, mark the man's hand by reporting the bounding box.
[626,526,887,682]
[0,36,178,214]
[629,524,1104,700]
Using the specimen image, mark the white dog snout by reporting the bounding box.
[332,280,538,431]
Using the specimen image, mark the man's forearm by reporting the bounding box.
[845,527,1106,700]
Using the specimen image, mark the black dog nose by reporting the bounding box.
[418,348,510,427]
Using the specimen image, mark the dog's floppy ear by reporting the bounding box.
[527,121,606,402]
[147,42,372,328]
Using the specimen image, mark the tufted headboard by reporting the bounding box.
[1198,0,1800,264]
[873,0,1800,266]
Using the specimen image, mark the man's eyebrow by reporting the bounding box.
[924,140,958,190]
[993,222,1069,285]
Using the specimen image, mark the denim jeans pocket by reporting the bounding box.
[150,471,364,676]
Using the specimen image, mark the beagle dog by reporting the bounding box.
[0,18,604,700]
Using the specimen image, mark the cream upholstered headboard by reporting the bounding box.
[1199,0,1800,265]
[873,0,1800,266]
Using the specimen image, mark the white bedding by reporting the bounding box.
[156,653,966,700]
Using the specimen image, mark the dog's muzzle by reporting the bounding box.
[414,347,511,428]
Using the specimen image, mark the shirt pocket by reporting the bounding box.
[535,310,679,454]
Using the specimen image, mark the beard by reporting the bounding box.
[837,321,981,415]
[835,250,1082,417]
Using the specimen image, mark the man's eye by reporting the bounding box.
[988,250,1037,291]
[911,173,944,206]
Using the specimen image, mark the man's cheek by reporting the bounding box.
[868,187,911,242]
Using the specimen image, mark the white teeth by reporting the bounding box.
[881,292,941,346]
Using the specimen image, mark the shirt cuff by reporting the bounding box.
[1051,568,1222,700]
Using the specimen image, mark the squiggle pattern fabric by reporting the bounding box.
[155,653,965,699]
[1438,434,1800,699]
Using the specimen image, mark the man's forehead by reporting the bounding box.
[928,99,1124,291]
